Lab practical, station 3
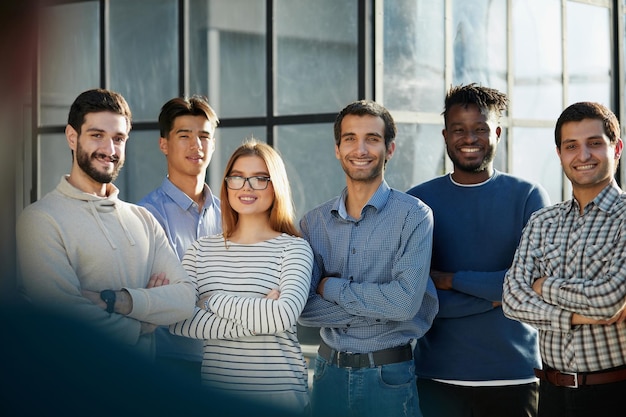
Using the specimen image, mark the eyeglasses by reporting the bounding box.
[224,176,272,190]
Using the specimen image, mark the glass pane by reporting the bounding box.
[39,134,71,198]
[567,3,611,105]
[190,0,266,118]
[39,2,99,126]
[208,126,268,193]
[275,0,358,115]
[108,0,178,121]
[388,124,445,191]
[451,0,507,90]
[118,130,167,204]
[383,0,445,112]
[275,124,343,219]
[512,0,562,120]
[511,127,561,203]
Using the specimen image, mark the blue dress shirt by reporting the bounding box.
[139,177,222,361]
[298,180,438,353]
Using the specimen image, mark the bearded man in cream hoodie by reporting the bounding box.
[16,88,195,357]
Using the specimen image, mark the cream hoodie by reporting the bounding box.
[16,176,196,356]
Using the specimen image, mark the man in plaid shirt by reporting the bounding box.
[503,101,626,417]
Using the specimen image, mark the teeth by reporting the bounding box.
[460,148,480,153]
[576,165,595,170]
[240,197,256,201]
[352,160,371,166]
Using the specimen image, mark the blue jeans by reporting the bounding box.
[310,355,421,417]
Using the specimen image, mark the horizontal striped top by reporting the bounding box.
[170,233,313,411]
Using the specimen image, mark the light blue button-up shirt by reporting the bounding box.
[298,180,438,353]
[139,177,222,361]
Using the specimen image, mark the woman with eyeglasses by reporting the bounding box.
[170,139,313,415]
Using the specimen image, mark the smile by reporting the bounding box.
[574,164,596,171]
[350,159,373,166]
[459,147,480,153]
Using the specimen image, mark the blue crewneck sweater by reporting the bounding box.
[407,170,550,381]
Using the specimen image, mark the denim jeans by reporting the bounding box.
[310,355,421,417]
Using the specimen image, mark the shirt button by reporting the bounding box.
[352,248,356,254]
[349,276,353,281]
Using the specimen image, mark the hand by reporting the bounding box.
[146,272,169,288]
[140,322,158,335]
[264,289,280,300]
[532,277,547,296]
[196,295,212,309]
[571,300,626,325]
[430,270,453,290]
[602,299,626,325]
[316,277,330,297]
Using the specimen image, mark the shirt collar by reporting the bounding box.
[333,180,391,220]
[563,180,624,215]
[161,177,211,211]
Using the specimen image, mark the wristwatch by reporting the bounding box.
[100,289,116,314]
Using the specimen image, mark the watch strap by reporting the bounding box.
[100,289,116,314]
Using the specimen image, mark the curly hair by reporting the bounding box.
[443,83,508,127]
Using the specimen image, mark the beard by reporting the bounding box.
[75,139,124,184]
[342,158,386,183]
[447,144,496,174]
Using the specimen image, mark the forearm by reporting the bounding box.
[541,272,626,319]
[298,293,375,328]
[435,289,497,318]
[451,269,507,301]
[170,307,254,340]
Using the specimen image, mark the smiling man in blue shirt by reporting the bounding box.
[139,96,222,380]
[298,100,438,417]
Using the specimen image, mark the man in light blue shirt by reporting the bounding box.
[298,100,438,417]
[139,96,221,380]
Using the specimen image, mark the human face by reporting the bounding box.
[443,104,500,180]
[335,114,395,183]
[557,118,623,195]
[160,115,215,180]
[227,155,274,217]
[69,111,128,184]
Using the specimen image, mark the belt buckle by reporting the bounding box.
[561,371,579,388]
[336,351,354,368]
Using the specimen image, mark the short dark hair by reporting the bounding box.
[158,95,219,138]
[67,88,132,134]
[554,101,620,148]
[333,100,396,149]
[443,83,508,127]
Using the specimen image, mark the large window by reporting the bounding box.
[28,0,624,211]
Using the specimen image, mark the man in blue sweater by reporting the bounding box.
[407,84,550,417]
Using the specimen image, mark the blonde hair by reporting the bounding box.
[220,139,300,238]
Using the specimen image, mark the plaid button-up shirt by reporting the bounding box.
[504,181,626,372]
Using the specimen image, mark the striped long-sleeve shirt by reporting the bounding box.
[170,233,313,411]
[503,181,626,373]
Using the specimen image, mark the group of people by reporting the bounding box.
[15,84,626,417]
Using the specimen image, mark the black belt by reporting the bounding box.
[318,339,412,369]
[534,366,626,388]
